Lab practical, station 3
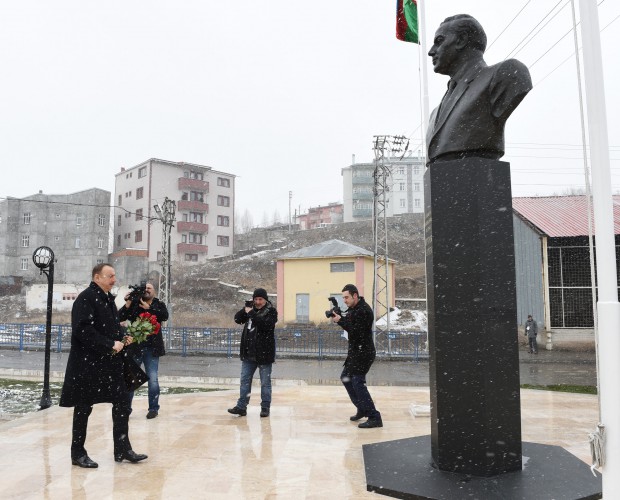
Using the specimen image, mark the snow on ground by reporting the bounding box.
[375,307,427,332]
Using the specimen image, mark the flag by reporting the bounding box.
[396,0,419,44]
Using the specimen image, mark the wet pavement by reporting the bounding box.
[0,347,597,387]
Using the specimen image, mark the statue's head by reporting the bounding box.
[429,14,487,75]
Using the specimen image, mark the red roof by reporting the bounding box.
[512,195,620,237]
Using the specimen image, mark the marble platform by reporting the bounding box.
[0,386,598,499]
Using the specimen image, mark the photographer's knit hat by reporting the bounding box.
[252,288,268,300]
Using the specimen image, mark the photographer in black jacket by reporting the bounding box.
[119,282,169,419]
[228,288,278,418]
[331,284,383,428]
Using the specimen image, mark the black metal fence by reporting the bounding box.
[0,323,428,361]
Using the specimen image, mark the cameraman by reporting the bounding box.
[119,282,169,419]
[331,284,383,428]
[228,288,278,418]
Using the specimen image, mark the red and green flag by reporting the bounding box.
[396,0,419,44]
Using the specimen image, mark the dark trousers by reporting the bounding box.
[71,400,133,458]
[340,366,380,419]
[528,336,538,353]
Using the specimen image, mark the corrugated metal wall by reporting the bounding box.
[513,214,545,326]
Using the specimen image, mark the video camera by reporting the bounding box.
[325,297,342,318]
[127,281,148,302]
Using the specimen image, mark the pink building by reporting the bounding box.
[297,203,343,230]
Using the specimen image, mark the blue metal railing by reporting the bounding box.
[0,323,428,361]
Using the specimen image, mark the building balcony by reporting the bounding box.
[178,177,209,192]
[353,192,374,200]
[177,200,209,212]
[177,243,208,254]
[352,176,373,185]
[177,221,209,233]
[352,208,373,218]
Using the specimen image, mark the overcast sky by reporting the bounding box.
[1,1,618,225]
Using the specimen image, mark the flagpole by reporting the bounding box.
[418,0,430,148]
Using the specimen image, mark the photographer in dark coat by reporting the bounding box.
[59,264,147,468]
[228,288,278,418]
[119,282,169,419]
[331,284,383,428]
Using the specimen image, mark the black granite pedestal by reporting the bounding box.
[363,435,602,499]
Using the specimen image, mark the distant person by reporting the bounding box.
[331,284,383,428]
[426,14,532,163]
[525,314,538,354]
[119,282,169,419]
[228,288,278,418]
[59,263,147,468]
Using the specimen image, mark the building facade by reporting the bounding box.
[297,203,343,230]
[112,159,235,271]
[341,153,426,223]
[0,189,111,284]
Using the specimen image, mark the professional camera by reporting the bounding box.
[245,300,254,308]
[127,281,147,302]
[325,297,342,318]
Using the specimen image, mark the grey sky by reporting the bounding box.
[1,1,618,223]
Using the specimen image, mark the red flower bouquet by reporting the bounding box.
[125,312,161,344]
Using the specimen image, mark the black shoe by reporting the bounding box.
[71,455,98,468]
[260,408,270,418]
[228,406,247,416]
[350,410,366,421]
[114,449,148,463]
[358,417,383,429]
[146,410,158,419]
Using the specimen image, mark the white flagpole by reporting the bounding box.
[418,0,430,154]
[578,0,620,495]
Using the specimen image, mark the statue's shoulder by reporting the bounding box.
[488,59,532,89]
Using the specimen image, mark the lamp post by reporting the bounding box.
[32,246,55,410]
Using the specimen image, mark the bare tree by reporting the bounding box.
[240,209,254,234]
[272,209,281,225]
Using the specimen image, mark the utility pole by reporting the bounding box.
[372,135,409,342]
[289,190,292,232]
[153,197,176,331]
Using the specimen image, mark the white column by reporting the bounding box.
[578,0,620,495]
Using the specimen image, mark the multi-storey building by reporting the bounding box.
[297,203,343,230]
[0,189,111,284]
[112,159,235,275]
[341,152,426,223]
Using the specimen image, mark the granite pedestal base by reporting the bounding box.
[363,435,602,500]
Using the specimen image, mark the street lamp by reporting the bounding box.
[32,246,55,410]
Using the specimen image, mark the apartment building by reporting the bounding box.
[297,203,343,230]
[0,189,111,284]
[341,152,426,223]
[112,158,235,271]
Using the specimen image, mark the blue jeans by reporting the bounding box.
[341,366,380,419]
[236,359,272,410]
[131,346,160,412]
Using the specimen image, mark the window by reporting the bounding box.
[135,208,143,221]
[415,198,421,208]
[217,195,230,207]
[399,182,405,191]
[157,251,162,261]
[125,211,130,218]
[185,254,198,262]
[414,165,420,175]
[98,237,104,249]
[398,167,404,175]
[96,259,104,265]
[400,199,406,208]
[98,214,106,226]
[135,230,142,243]
[182,234,187,243]
[217,215,230,227]
[76,214,82,226]
[330,262,354,273]
[117,215,121,226]
[189,171,204,180]
[190,191,204,202]
[217,177,230,188]
[136,187,144,200]
[414,182,420,192]
[21,258,28,271]
[217,235,230,246]
[117,235,121,246]
[75,237,80,248]
[138,166,147,178]
[186,212,204,223]
[118,195,122,206]
[189,233,202,244]
[21,235,29,247]
[23,213,31,224]
[125,191,132,198]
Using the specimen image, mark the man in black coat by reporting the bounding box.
[228,288,278,418]
[119,282,169,419]
[60,263,147,468]
[331,284,383,428]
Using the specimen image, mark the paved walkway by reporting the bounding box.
[0,347,597,387]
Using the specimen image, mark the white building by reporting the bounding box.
[341,152,426,223]
[112,159,235,279]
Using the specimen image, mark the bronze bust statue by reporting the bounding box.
[426,14,532,163]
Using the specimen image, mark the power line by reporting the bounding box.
[487,0,533,53]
